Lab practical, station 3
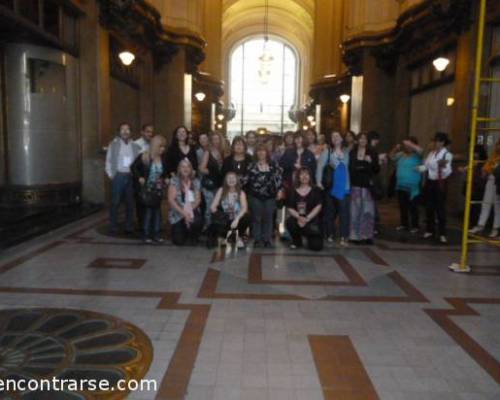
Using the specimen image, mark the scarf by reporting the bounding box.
[182,180,194,226]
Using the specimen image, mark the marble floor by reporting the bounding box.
[0,211,499,400]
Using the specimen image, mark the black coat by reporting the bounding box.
[349,147,380,188]
[221,154,253,178]
[279,148,317,185]
[164,144,198,176]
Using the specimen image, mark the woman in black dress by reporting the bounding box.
[200,132,227,229]
[222,136,253,181]
[286,167,323,251]
[165,126,198,177]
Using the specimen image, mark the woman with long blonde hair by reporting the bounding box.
[200,132,228,229]
[131,135,169,243]
[168,159,203,245]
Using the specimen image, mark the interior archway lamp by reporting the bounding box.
[258,0,274,85]
[118,51,135,66]
[194,92,206,101]
[433,57,450,72]
[339,94,350,104]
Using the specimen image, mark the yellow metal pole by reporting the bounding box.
[450,0,487,273]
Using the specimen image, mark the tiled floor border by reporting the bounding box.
[309,335,380,400]
[424,297,500,385]
[87,257,147,270]
[248,253,367,286]
[198,254,429,303]
[1,216,498,398]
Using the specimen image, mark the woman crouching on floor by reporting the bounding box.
[168,159,203,245]
[207,172,250,249]
[286,167,323,251]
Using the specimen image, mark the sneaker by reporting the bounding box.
[489,229,498,238]
[339,238,348,247]
[469,226,483,234]
[153,237,164,243]
[409,228,419,234]
[236,238,245,249]
[439,235,448,244]
[143,238,153,244]
[327,236,334,243]
[395,226,407,231]
[423,232,433,239]
[290,244,297,249]
[254,240,263,248]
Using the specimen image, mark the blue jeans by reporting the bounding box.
[110,173,134,232]
[249,196,276,242]
[143,207,162,239]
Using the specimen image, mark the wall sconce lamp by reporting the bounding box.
[339,94,350,104]
[433,57,450,72]
[194,92,206,101]
[118,51,135,66]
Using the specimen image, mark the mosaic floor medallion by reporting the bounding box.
[0,308,153,399]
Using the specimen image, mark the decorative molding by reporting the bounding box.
[342,0,473,74]
[97,0,206,69]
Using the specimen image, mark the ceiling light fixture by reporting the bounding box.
[258,0,274,85]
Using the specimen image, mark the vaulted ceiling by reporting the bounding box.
[222,0,314,54]
[222,0,315,99]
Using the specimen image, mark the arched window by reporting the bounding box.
[227,37,299,139]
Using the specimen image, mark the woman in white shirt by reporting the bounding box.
[419,132,453,244]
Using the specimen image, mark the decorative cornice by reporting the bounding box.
[194,72,225,99]
[97,0,206,69]
[342,0,473,74]
[309,73,351,92]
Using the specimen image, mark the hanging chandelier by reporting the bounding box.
[258,0,273,85]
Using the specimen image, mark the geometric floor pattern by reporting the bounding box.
[0,211,499,400]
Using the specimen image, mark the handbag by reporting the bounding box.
[322,151,334,190]
[201,175,217,191]
[212,209,230,227]
[140,186,162,208]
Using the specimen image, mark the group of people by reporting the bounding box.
[105,121,499,250]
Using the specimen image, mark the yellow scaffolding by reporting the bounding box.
[449,0,500,272]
